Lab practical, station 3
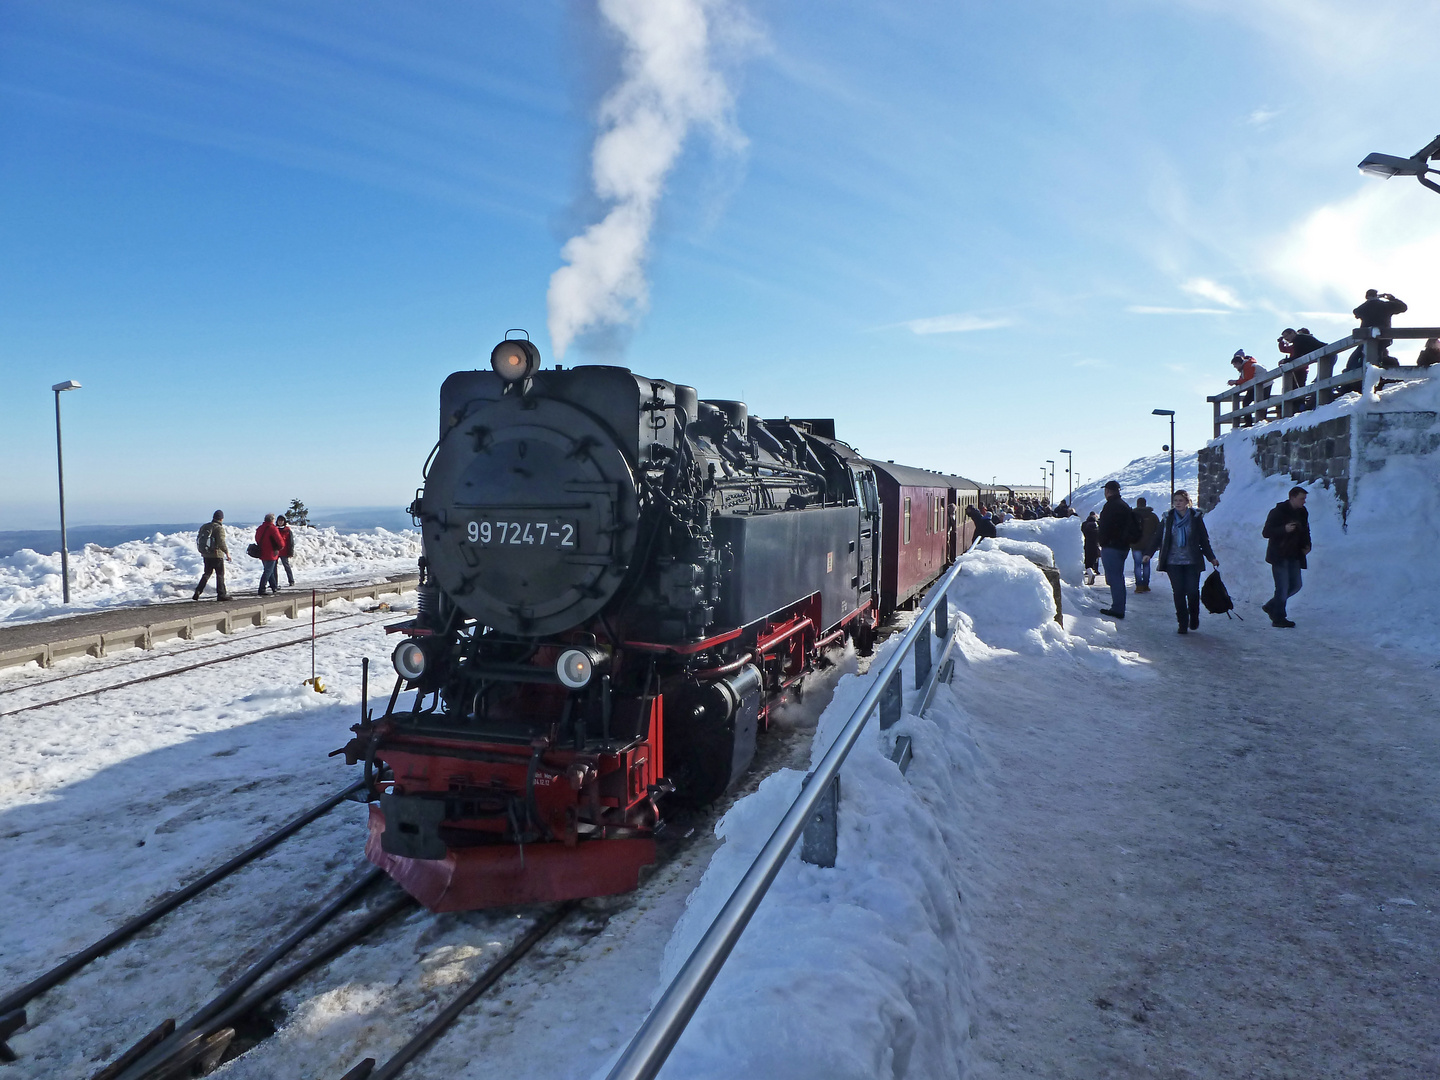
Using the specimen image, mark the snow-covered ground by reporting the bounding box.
[1068,450,1200,517]
[0,525,421,625]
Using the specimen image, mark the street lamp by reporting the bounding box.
[1152,409,1176,501]
[1059,449,1073,504]
[1045,460,1055,503]
[1358,134,1440,194]
[52,380,82,604]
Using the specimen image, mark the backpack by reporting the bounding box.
[1123,508,1143,547]
[1200,570,1241,619]
[197,522,217,557]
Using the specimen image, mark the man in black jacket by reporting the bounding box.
[1261,486,1312,627]
[1346,289,1408,370]
[1096,480,1137,618]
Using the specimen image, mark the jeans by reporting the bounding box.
[259,559,280,594]
[280,556,294,586]
[195,557,227,599]
[1269,559,1303,619]
[1100,547,1128,613]
[1131,549,1150,587]
[1166,563,1202,627]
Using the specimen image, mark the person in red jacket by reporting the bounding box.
[276,515,296,587]
[1228,350,1261,427]
[255,513,284,596]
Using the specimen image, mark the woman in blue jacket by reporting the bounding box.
[1145,490,1219,634]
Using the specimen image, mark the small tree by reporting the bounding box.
[286,499,311,527]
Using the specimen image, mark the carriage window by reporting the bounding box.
[903,497,912,544]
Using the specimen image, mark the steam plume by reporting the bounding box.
[547,0,747,357]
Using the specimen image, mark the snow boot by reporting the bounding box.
[1099,608,1125,619]
[1177,623,1187,634]
[1272,618,1295,628]
[1189,613,1200,631]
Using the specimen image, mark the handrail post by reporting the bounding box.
[1212,397,1221,439]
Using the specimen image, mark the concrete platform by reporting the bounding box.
[0,573,420,671]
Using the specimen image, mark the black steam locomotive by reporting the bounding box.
[337,335,970,910]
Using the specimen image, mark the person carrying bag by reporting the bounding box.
[1144,489,1219,635]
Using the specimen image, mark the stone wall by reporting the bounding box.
[1355,410,1440,475]
[1197,445,1228,512]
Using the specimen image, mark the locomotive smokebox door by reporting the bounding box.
[380,794,448,860]
[421,393,641,637]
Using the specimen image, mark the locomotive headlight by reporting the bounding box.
[490,338,540,382]
[393,639,428,681]
[556,646,607,690]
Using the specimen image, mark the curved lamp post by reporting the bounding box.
[1059,449,1073,503]
[1359,134,1440,194]
[1152,409,1176,501]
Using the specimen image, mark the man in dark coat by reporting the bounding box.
[1261,486,1311,627]
[1347,289,1408,370]
[1081,511,1100,578]
[1130,497,1160,593]
[1095,480,1137,618]
[192,510,231,601]
[255,513,284,597]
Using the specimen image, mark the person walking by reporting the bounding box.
[1081,511,1100,583]
[1096,480,1139,619]
[276,514,296,587]
[1130,496,1160,593]
[1146,490,1218,634]
[192,510,231,601]
[1261,486,1311,628]
[255,513,284,596]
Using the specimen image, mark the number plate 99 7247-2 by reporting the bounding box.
[466,518,577,548]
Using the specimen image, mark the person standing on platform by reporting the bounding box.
[1131,497,1160,593]
[192,510,231,601]
[1096,480,1139,619]
[1081,511,1100,583]
[1147,490,1218,634]
[276,514,296,587]
[1261,487,1311,628]
[255,513,284,596]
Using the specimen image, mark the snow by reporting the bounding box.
[993,516,1083,584]
[0,525,421,625]
[1069,450,1199,517]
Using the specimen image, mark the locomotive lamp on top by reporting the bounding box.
[491,334,542,382]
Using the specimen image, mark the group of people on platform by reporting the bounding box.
[191,510,299,601]
[1084,481,1311,633]
[1225,289,1440,429]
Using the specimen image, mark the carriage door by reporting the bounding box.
[851,467,880,603]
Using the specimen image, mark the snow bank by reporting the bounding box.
[994,516,1083,584]
[1202,376,1440,652]
[0,526,421,624]
[631,547,1148,1080]
[1070,450,1198,517]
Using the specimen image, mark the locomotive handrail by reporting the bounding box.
[603,557,964,1080]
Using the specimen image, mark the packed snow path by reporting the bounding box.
[964,587,1440,1078]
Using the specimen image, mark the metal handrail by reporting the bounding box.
[604,557,964,1080]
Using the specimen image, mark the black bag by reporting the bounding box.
[1201,570,1241,619]
[246,542,262,559]
[1123,509,1143,547]
[196,522,216,557]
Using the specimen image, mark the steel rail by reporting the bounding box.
[604,558,963,1080]
[342,900,579,1080]
[0,622,371,719]
[0,610,374,698]
[0,776,366,1017]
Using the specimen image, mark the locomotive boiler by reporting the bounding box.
[337,335,897,910]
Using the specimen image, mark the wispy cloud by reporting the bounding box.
[1180,277,1246,309]
[1247,107,1282,127]
[904,313,1012,334]
[1127,305,1235,315]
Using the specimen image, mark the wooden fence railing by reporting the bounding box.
[1206,327,1440,437]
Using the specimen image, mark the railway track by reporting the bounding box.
[0,608,386,700]
[0,616,382,720]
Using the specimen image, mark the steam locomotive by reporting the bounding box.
[336,335,980,910]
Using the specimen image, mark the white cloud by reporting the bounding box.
[1127,306,1234,315]
[1266,180,1440,320]
[1180,277,1246,309]
[904,313,1012,334]
[1247,107,1282,127]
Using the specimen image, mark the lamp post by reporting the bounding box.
[1152,409,1176,501]
[1045,460,1055,503]
[1059,449,1073,504]
[1359,134,1440,195]
[52,380,82,604]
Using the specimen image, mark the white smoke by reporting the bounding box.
[547,0,750,357]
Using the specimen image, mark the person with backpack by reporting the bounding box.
[1096,480,1141,618]
[192,510,231,601]
[1261,486,1311,628]
[276,514,296,587]
[254,513,284,596]
[1130,496,1160,593]
[1145,489,1219,634]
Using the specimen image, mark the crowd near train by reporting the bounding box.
[335,336,1035,910]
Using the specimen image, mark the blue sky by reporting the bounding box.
[3,0,1439,527]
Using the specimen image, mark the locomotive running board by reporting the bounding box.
[365,806,655,911]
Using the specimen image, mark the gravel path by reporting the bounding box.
[963,584,1440,1079]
